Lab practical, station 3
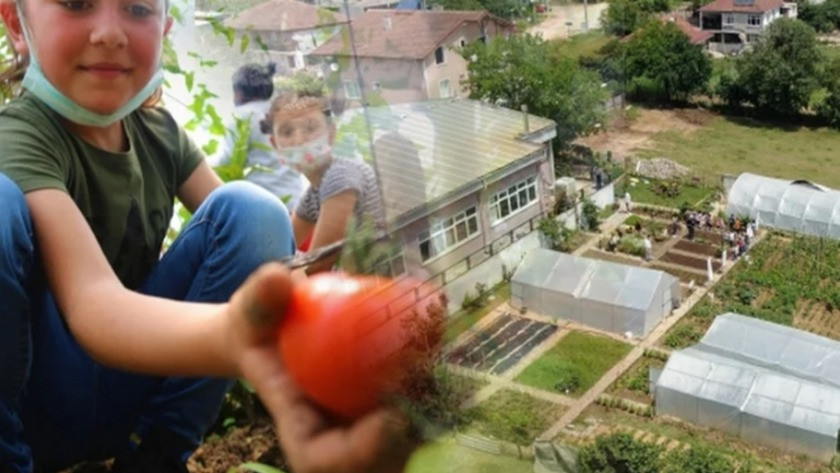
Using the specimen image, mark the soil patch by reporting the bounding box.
[660,251,720,272]
[188,422,285,473]
[673,239,718,258]
[576,108,713,162]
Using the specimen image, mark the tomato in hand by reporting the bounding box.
[278,273,442,420]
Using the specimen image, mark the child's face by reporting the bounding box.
[270,105,331,149]
[7,0,172,115]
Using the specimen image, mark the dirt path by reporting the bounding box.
[528,2,608,40]
[576,107,714,163]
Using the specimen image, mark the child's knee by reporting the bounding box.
[204,181,294,256]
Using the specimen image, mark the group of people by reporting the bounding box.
[723,214,757,260]
[0,1,409,472]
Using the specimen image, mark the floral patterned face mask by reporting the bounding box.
[277,134,332,174]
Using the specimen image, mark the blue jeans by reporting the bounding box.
[0,175,294,472]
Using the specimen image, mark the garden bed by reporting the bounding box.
[464,389,565,445]
[515,331,632,397]
[649,262,705,285]
[673,239,719,258]
[660,250,721,272]
[660,234,840,348]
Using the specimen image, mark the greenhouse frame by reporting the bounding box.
[726,172,840,240]
[655,313,840,462]
[510,249,680,338]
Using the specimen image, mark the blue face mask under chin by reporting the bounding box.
[17,6,164,128]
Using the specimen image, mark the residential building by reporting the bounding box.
[699,0,797,54]
[224,0,349,74]
[621,13,713,47]
[310,10,514,107]
[345,98,556,278]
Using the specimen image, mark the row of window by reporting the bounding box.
[722,14,763,26]
[419,175,539,262]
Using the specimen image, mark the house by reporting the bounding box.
[699,0,797,54]
[224,0,349,74]
[341,98,556,278]
[309,10,514,107]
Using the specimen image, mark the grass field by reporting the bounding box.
[464,389,565,444]
[622,178,715,209]
[516,331,633,397]
[635,114,840,188]
[549,30,611,61]
[406,439,532,473]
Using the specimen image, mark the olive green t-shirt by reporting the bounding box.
[0,94,203,289]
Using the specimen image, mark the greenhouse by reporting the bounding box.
[655,313,840,462]
[726,172,840,240]
[510,249,680,338]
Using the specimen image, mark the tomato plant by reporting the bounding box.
[278,273,441,420]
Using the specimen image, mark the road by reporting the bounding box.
[528,2,609,41]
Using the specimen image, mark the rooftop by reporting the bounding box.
[699,0,785,14]
[310,9,512,59]
[225,0,348,32]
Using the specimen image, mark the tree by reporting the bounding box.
[601,0,671,36]
[661,445,732,473]
[578,432,663,473]
[817,57,840,128]
[429,0,525,18]
[460,34,607,144]
[718,19,823,117]
[798,0,840,33]
[428,0,484,11]
[623,20,711,103]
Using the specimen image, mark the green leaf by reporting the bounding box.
[238,463,285,473]
[184,71,194,92]
[240,34,250,54]
[201,139,219,156]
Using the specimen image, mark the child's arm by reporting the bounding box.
[28,189,416,473]
[302,189,357,274]
[26,188,236,376]
[176,159,224,213]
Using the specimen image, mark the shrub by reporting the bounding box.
[661,444,733,473]
[579,432,663,473]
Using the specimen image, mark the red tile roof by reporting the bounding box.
[621,14,713,45]
[225,0,348,33]
[310,9,513,59]
[700,0,784,14]
[661,14,714,44]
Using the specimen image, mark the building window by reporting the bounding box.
[747,33,759,43]
[343,80,361,100]
[439,79,451,98]
[419,207,480,262]
[747,14,761,26]
[460,38,467,47]
[489,175,538,224]
[724,14,735,24]
[374,245,406,277]
[434,46,445,64]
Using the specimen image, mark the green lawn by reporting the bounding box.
[549,30,611,61]
[445,283,511,344]
[516,331,633,397]
[623,178,715,209]
[464,389,564,444]
[406,439,532,473]
[635,114,840,188]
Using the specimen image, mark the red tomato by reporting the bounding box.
[278,273,441,420]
